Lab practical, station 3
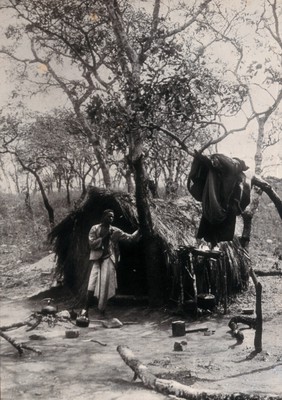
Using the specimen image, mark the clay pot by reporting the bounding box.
[197,294,216,310]
[76,316,89,328]
[41,305,57,315]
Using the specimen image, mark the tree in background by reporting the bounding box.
[240,0,282,246]
[0,111,98,227]
[183,0,282,247]
[205,0,282,247]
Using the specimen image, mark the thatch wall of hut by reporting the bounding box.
[49,187,250,307]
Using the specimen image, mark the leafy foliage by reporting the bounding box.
[2,0,248,177]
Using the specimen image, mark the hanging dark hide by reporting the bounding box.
[188,153,251,245]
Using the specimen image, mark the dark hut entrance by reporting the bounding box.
[49,187,151,303]
[117,241,147,296]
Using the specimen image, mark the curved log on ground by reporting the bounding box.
[228,316,256,330]
[117,345,278,399]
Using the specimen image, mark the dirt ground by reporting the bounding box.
[1,250,282,400]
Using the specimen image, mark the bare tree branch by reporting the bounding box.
[252,175,282,219]
[164,0,212,38]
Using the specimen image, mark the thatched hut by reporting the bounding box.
[49,186,250,309]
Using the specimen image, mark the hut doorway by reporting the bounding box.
[116,241,147,296]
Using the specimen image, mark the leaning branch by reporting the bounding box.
[199,115,255,152]
[252,175,282,219]
[151,125,194,156]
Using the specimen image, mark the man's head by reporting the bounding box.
[102,209,114,224]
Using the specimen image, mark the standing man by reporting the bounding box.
[80,209,140,317]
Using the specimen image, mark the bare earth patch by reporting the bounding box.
[1,251,282,399]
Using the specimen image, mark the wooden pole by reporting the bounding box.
[254,282,263,353]
[219,255,228,314]
[250,268,263,353]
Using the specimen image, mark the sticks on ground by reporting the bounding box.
[0,313,43,333]
[0,330,42,356]
[26,315,43,332]
[0,322,28,332]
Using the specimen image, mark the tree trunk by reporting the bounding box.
[132,156,165,307]
[24,174,33,217]
[106,0,167,306]
[16,156,55,228]
[241,117,265,248]
[81,177,87,196]
[33,171,55,228]
[66,179,71,206]
[125,169,134,193]
[74,112,112,188]
[10,158,21,193]
[254,117,265,175]
[93,146,111,188]
[57,174,62,192]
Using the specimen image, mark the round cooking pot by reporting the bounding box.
[41,305,57,315]
[76,316,90,328]
[197,293,216,310]
[41,298,57,315]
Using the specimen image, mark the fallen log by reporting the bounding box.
[0,330,42,356]
[117,345,156,388]
[117,345,278,399]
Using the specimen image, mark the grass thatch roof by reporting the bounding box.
[49,186,250,306]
